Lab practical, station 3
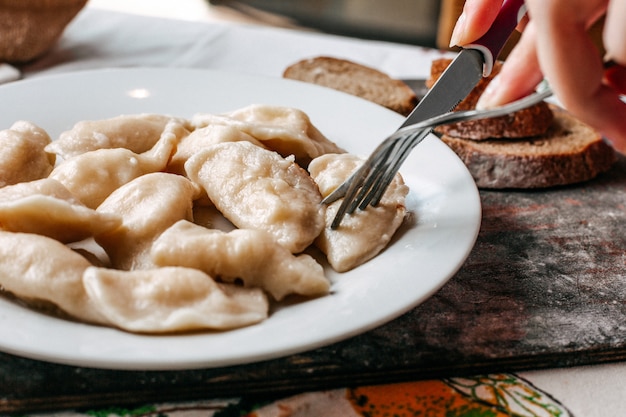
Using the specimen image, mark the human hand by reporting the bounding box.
[449,0,626,151]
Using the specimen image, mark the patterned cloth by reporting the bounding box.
[31,374,570,417]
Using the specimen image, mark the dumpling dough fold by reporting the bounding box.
[96,172,201,270]
[185,141,324,253]
[46,114,190,160]
[191,105,344,166]
[0,231,108,324]
[82,266,268,333]
[152,220,329,300]
[0,121,55,187]
[167,123,265,175]
[309,153,409,272]
[0,178,122,243]
[49,121,181,208]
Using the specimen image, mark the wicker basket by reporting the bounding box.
[0,0,87,63]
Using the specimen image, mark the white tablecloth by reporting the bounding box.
[21,8,443,81]
[8,6,626,416]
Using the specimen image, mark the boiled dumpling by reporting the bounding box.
[82,266,268,333]
[0,121,55,187]
[0,178,122,243]
[185,141,324,253]
[46,114,190,160]
[49,121,181,208]
[168,123,265,175]
[191,105,344,166]
[309,153,409,272]
[152,220,329,300]
[95,172,201,270]
[0,231,109,324]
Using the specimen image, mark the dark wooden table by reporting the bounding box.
[3,155,626,413]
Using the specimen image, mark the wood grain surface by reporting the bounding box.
[2,155,626,413]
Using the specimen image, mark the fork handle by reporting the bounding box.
[463,0,527,77]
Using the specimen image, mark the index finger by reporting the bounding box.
[449,0,504,47]
[526,0,626,150]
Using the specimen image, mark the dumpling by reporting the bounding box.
[191,105,344,166]
[46,114,190,160]
[152,220,329,300]
[185,141,325,253]
[0,231,109,325]
[0,121,55,187]
[0,178,122,243]
[95,172,201,270]
[167,123,265,175]
[82,266,268,333]
[49,121,181,208]
[309,153,409,272]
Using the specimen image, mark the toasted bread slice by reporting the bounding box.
[441,105,616,188]
[283,56,417,116]
[427,58,554,140]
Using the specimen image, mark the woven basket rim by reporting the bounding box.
[0,0,87,9]
[0,0,87,62]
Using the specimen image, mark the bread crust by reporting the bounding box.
[441,105,617,188]
[283,56,417,116]
[427,58,554,140]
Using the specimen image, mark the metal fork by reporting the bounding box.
[323,81,553,229]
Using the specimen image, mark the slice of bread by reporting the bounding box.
[282,57,617,189]
[283,56,417,116]
[428,58,554,140]
[441,105,617,188]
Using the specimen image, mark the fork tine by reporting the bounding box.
[326,81,554,229]
[329,130,418,228]
[350,147,396,211]
[358,128,430,209]
[328,138,398,229]
[328,127,429,229]
[321,136,395,205]
[365,128,431,207]
[329,169,367,229]
[356,147,400,210]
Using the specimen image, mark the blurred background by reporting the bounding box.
[100,0,615,62]
[3,0,601,69]
[88,0,468,49]
[208,0,442,47]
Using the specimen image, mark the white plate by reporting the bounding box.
[0,68,480,370]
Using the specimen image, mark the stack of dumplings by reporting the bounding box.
[0,104,409,334]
